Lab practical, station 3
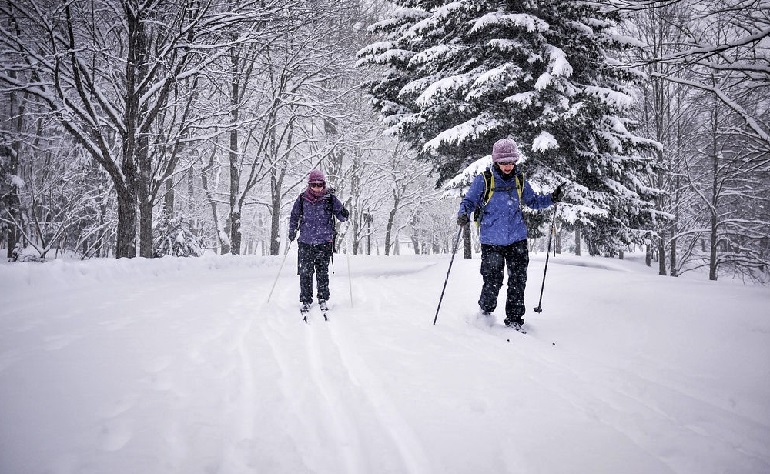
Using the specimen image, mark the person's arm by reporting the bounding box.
[458,174,485,217]
[332,195,349,222]
[288,197,301,241]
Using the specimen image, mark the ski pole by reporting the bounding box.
[534,203,558,313]
[266,239,293,304]
[433,226,463,325]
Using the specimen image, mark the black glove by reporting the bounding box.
[341,208,350,219]
[552,183,565,202]
[457,214,470,226]
[288,230,296,242]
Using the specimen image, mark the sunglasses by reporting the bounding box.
[497,161,516,166]
[310,182,325,188]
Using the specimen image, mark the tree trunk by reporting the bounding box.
[137,136,154,258]
[574,226,581,256]
[708,89,720,281]
[670,235,678,277]
[4,89,23,260]
[120,7,145,258]
[656,149,667,275]
[164,179,175,217]
[115,186,137,258]
[228,50,242,255]
[645,242,652,266]
[384,202,398,256]
[139,197,153,257]
[202,151,229,254]
[269,187,281,256]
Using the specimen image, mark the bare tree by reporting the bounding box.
[0,0,293,257]
[626,0,770,280]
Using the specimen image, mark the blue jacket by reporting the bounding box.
[458,166,553,246]
[289,189,348,245]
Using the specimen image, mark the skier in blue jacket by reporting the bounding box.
[289,169,349,314]
[457,139,564,330]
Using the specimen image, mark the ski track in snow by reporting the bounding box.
[2,255,769,473]
[253,301,431,473]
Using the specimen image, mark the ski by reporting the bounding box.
[303,312,328,323]
[300,304,329,323]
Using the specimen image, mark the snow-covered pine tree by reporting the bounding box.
[358,0,662,253]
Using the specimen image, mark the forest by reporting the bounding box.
[1,0,768,282]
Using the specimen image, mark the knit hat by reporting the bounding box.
[492,139,520,163]
[308,169,325,185]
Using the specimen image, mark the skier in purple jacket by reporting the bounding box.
[457,139,564,330]
[288,170,349,314]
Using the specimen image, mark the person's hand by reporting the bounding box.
[552,183,565,202]
[341,208,350,219]
[289,230,296,242]
[457,214,469,226]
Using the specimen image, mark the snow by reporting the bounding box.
[1,251,769,474]
[547,46,572,78]
[583,85,635,109]
[423,113,502,151]
[532,131,559,151]
[415,75,472,107]
[470,13,550,34]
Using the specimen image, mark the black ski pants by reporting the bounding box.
[297,241,333,304]
[478,240,529,321]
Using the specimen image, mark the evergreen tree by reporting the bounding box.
[358,0,661,252]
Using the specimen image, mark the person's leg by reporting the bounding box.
[479,244,505,313]
[315,242,333,301]
[504,240,529,324]
[297,243,315,305]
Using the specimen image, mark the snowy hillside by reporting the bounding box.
[1,251,769,473]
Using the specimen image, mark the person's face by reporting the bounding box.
[498,161,515,174]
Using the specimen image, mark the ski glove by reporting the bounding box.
[341,208,350,219]
[456,214,470,226]
[552,183,565,202]
[288,230,297,242]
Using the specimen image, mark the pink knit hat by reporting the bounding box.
[492,139,520,163]
[308,169,325,184]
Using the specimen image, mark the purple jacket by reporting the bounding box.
[289,190,348,245]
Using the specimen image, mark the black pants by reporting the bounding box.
[297,242,333,304]
[479,240,529,321]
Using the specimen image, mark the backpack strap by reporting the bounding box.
[474,170,494,226]
[482,170,494,205]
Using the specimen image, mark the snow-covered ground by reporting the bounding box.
[1,250,768,474]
